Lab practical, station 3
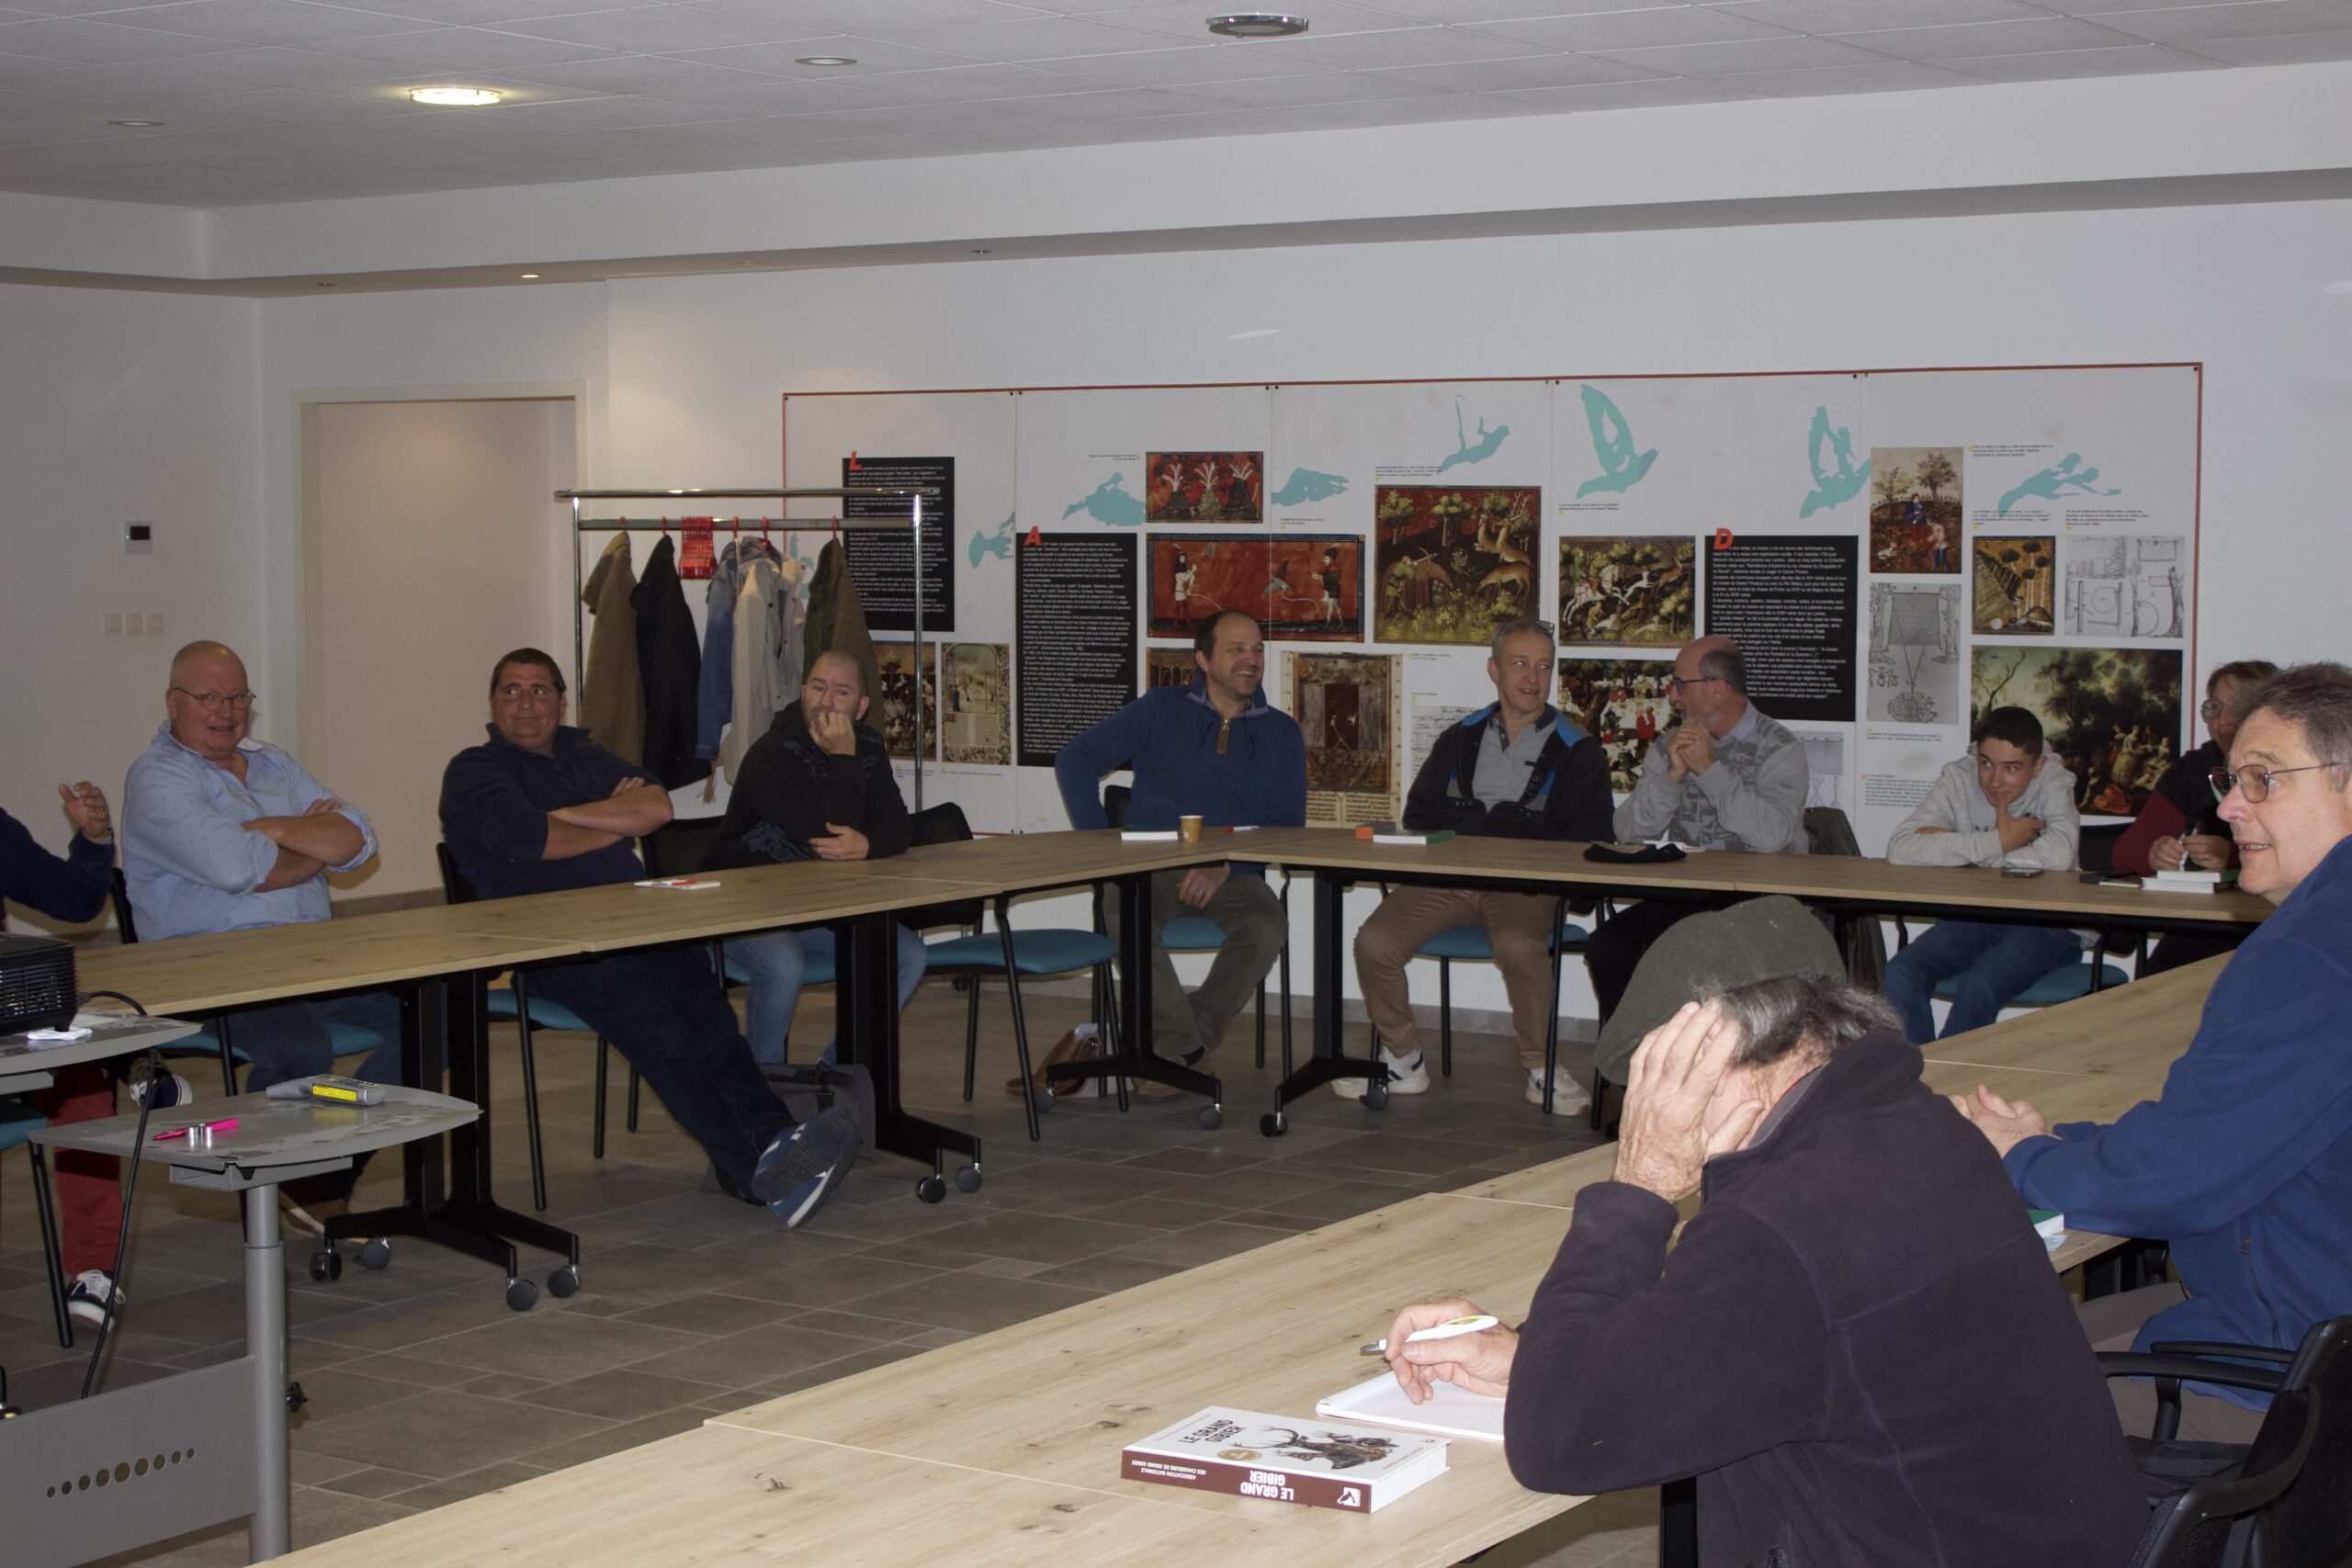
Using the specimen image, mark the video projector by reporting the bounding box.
[0,933,77,1035]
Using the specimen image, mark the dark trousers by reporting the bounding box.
[229,992,402,1197]
[529,947,792,1195]
[2141,929,2246,977]
[1582,900,1712,1022]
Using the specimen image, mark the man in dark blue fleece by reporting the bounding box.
[1381,976,2146,1568]
[1054,610,1304,1072]
[1956,661,2352,1441]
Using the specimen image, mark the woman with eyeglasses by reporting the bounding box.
[2112,659,2277,974]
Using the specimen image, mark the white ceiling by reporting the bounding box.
[0,0,2346,209]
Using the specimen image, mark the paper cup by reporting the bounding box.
[1178,815,1204,842]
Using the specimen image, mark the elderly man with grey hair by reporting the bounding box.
[1580,635,1809,1027]
[1381,972,2145,1568]
[1337,618,1612,1111]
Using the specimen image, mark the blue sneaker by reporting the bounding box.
[749,1111,860,1229]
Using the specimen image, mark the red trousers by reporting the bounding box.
[24,1064,121,1279]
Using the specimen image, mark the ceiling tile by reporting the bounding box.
[1593,34,1897,73]
[280,0,636,20]
[1493,73,1765,107]
[1833,17,2150,60]
[688,0,1049,25]
[1364,51,1665,91]
[81,43,444,95]
[2175,25,2352,63]
[1942,39,2226,75]
[642,74,921,114]
[485,4,831,52]
[1710,0,2051,28]
[672,35,984,73]
[1463,7,1794,51]
[1716,58,1983,93]
[1239,24,1549,70]
[1345,0,1689,19]
[855,15,1193,62]
[1038,42,1345,87]
[1011,85,1230,118]
[118,0,441,46]
[481,92,741,130]
[0,17,248,63]
[1173,68,1452,106]
[824,60,1084,99]
[500,51,782,95]
[1233,90,1551,131]
[1096,1,1412,41]
[2091,1,2352,43]
[305,26,625,71]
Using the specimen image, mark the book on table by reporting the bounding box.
[1353,823,1455,846]
[2147,868,2233,894]
[1120,1406,1448,1513]
[2029,1208,2067,1251]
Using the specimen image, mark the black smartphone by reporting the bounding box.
[2001,866,2043,879]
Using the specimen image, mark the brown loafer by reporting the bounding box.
[1007,1024,1101,1098]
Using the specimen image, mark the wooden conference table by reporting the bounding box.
[269,956,2224,1568]
[1236,827,2266,1122]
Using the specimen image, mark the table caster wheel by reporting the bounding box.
[1261,1111,1287,1137]
[916,1175,947,1204]
[1364,1081,1390,1111]
[548,1265,581,1299]
[954,1165,983,1193]
[357,1238,391,1271]
[505,1278,538,1313]
[1197,1105,1222,1132]
[1032,1088,1055,1113]
[309,1248,342,1283]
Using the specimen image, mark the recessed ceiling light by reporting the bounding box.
[109,118,164,128]
[1207,13,1307,39]
[518,272,541,279]
[410,86,502,107]
[316,280,336,288]
[795,55,856,66]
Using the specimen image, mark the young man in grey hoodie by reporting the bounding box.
[1882,706,2082,1041]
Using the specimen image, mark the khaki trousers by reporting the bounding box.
[1106,869,1286,1060]
[1353,885,1560,1070]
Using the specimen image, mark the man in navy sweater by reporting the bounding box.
[1055,610,1305,1077]
[1338,618,1613,1110]
[1956,661,2352,1441]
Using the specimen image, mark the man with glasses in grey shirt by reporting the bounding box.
[1582,635,1808,1026]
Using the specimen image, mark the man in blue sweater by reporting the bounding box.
[1955,661,2352,1441]
[1055,610,1305,1077]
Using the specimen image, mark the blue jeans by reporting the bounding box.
[223,992,401,1193]
[727,924,929,1066]
[1883,920,2084,1043]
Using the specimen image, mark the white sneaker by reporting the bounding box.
[128,1067,192,1110]
[1329,1047,1431,1099]
[1527,1065,1591,1115]
[66,1269,122,1327]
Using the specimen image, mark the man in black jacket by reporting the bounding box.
[705,650,927,1064]
[1338,618,1612,1111]
[1382,974,2147,1568]
[440,649,858,1229]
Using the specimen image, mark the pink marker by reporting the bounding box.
[154,1117,239,1142]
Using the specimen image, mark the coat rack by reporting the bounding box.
[556,486,940,807]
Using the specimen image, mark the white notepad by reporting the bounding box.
[1316,1371,1507,1443]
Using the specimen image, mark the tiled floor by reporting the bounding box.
[0,981,1658,1566]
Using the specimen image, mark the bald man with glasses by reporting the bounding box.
[1955,661,2352,1443]
[122,640,399,1234]
[1581,635,1810,1027]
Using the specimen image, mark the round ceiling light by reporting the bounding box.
[410,86,503,107]
[109,118,165,127]
[1207,13,1307,38]
[795,56,856,66]
[518,272,541,279]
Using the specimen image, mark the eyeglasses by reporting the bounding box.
[2199,699,2227,719]
[1666,675,1721,694]
[2210,763,2334,804]
[171,687,254,713]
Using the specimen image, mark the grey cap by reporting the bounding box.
[1594,895,1846,1084]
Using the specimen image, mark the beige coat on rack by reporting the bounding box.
[722,553,805,783]
[580,533,645,764]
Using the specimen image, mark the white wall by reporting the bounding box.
[0,284,261,935]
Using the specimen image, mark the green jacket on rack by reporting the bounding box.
[580,534,644,766]
[800,538,881,716]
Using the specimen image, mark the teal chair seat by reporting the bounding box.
[926,929,1118,976]
[484,988,593,1035]
[1385,914,1591,1078]
[1934,959,2130,1009]
[1159,914,1224,950]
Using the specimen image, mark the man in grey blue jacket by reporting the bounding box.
[1956,662,2352,1441]
[1882,706,2083,1042]
[1055,610,1305,1072]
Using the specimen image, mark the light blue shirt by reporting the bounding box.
[122,721,377,942]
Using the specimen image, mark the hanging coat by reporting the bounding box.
[695,536,780,764]
[579,534,644,765]
[801,538,881,717]
[631,533,710,788]
[724,553,804,784]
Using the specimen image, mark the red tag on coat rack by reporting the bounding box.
[679,515,715,580]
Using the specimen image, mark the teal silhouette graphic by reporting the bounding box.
[1271,468,1349,506]
[1436,397,1509,474]
[967,511,1016,567]
[1572,385,1657,499]
[1997,453,2120,517]
[1797,406,1870,519]
[1060,475,1144,527]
